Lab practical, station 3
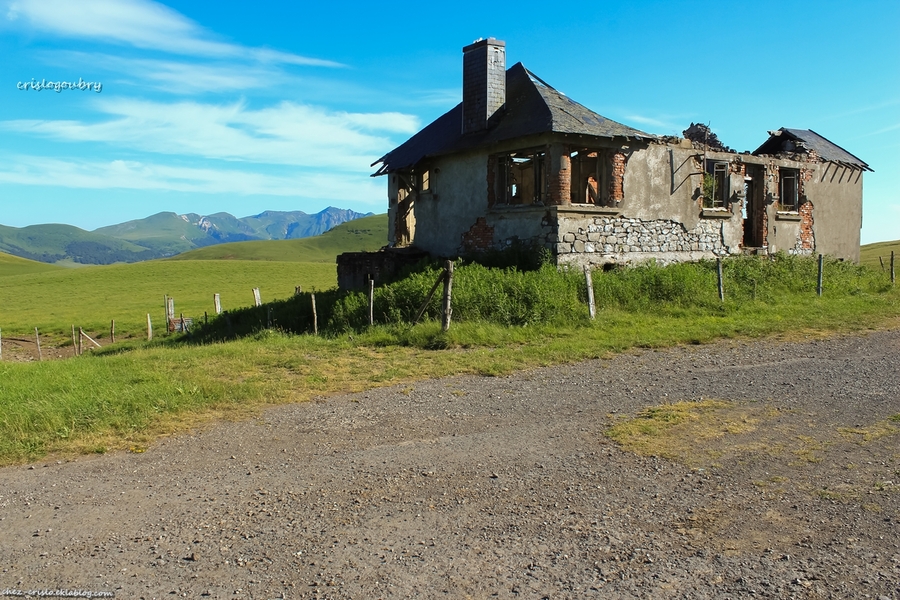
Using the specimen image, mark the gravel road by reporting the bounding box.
[1,330,898,599]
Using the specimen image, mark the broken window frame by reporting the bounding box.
[704,160,730,209]
[494,148,546,206]
[419,168,431,193]
[569,148,613,206]
[779,168,799,212]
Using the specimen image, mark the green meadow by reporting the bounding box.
[0,234,897,466]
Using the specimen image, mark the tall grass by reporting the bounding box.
[1,253,897,465]
[195,254,894,340]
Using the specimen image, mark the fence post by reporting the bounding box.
[716,258,724,302]
[584,265,596,319]
[368,278,375,327]
[110,319,115,344]
[295,285,302,296]
[442,260,454,332]
[311,293,318,336]
[147,313,153,341]
[35,327,43,361]
[0,327,3,361]
[78,327,84,356]
[817,254,824,297]
[214,293,221,315]
[267,306,273,329]
[253,288,262,307]
[879,256,885,272]
[180,313,187,333]
[71,325,78,355]
[892,251,896,286]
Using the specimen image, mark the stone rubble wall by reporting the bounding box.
[543,216,739,267]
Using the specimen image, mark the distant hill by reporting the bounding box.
[169,213,388,263]
[860,239,900,270]
[0,207,374,265]
[0,251,64,276]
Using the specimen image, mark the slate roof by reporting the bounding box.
[753,128,872,171]
[372,63,653,176]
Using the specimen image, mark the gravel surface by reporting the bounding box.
[1,330,898,599]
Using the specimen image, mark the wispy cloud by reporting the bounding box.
[1,99,420,171]
[622,113,690,135]
[3,0,342,66]
[0,155,387,202]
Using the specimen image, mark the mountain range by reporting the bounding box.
[0,207,374,265]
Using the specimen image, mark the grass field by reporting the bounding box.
[0,260,336,337]
[0,214,387,338]
[860,239,900,270]
[0,252,64,276]
[0,236,897,466]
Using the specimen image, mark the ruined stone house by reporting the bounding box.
[339,38,870,289]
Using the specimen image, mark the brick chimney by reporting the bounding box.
[462,38,506,134]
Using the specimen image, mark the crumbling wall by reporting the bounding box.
[461,217,495,252]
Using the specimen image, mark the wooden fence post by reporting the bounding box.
[892,251,896,286]
[295,286,302,296]
[180,313,187,333]
[368,278,375,327]
[78,327,84,355]
[204,311,208,325]
[584,265,596,319]
[71,325,78,355]
[214,293,221,315]
[110,319,115,344]
[412,269,447,326]
[716,258,725,302]
[311,293,318,336]
[267,306,273,329]
[879,256,885,271]
[817,254,824,297]
[253,288,262,307]
[442,260,454,332]
[147,313,153,341]
[34,327,42,361]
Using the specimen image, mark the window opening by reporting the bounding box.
[496,149,546,205]
[704,160,729,208]
[779,168,799,211]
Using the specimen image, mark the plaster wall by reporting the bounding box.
[413,150,488,257]
[806,163,864,262]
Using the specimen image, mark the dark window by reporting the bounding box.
[780,168,799,211]
[704,160,729,208]
[496,149,546,205]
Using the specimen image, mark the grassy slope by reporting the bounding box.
[0,223,149,258]
[0,260,336,336]
[168,213,387,262]
[860,239,900,270]
[0,251,63,276]
[94,212,210,256]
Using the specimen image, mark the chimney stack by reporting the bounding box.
[462,38,506,134]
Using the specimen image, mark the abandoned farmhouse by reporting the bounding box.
[339,38,870,289]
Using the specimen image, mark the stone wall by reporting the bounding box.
[552,216,734,266]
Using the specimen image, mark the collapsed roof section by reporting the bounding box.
[753,128,872,172]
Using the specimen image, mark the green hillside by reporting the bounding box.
[0,251,63,276]
[169,213,387,262]
[860,239,900,270]
[93,212,217,256]
[0,223,156,264]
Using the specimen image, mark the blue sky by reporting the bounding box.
[1,0,897,243]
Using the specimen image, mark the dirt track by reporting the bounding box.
[1,330,898,599]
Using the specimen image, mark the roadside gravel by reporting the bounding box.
[1,330,898,599]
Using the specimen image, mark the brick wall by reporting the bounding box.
[461,217,495,252]
[609,153,626,202]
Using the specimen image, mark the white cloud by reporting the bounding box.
[3,0,342,66]
[0,155,387,202]
[1,98,420,171]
